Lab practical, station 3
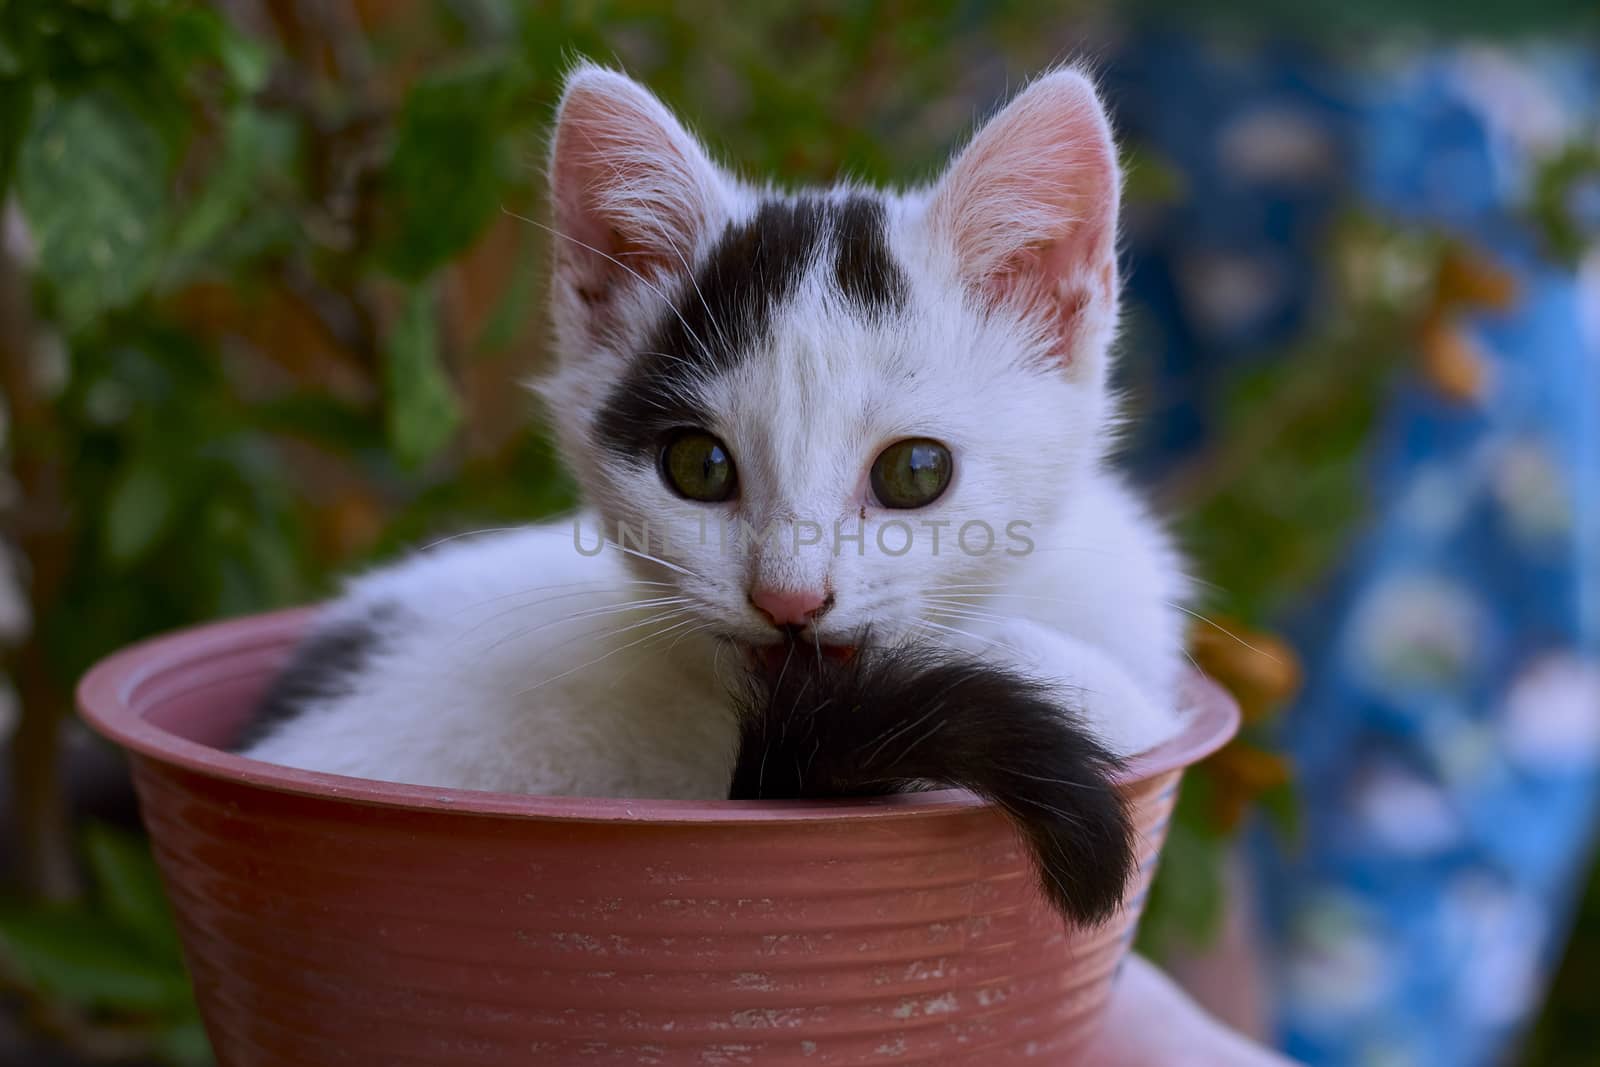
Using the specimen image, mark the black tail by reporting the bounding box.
[728,643,1135,926]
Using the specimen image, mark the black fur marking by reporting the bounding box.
[728,644,1134,927]
[596,195,906,457]
[233,604,398,751]
[832,196,908,314]
[595,198,827,457]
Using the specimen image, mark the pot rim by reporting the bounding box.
[78,606,1240,825]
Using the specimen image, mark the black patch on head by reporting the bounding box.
[595,195,907,458]
[832,196,908,315]
[729,643,1134,927]
[233,603,399,752]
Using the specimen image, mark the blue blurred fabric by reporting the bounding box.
[1107,37,1600,1067]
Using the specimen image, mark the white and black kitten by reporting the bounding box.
[239,64,1190,924]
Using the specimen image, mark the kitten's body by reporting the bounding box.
[242,65,1188,805]
[244,476,1180,797]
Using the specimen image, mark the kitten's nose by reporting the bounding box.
[749,586,834,629]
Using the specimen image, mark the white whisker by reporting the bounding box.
[923,605,1011,627]
[452,590,688,644]
[1167,604,1282,663]
[417,526,531,552]
[448,578,676,618]
[487,602,694,655]
[664,233,736,358]
[913,617,1008,651]
[662,620,718,654]
[514,615,705,697]
[604,539,700,578]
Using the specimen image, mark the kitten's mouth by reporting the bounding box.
[742,639,856,682]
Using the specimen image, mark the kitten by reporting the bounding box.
[239,65,1189,913]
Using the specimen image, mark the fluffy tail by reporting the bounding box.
[728,644,1135,926]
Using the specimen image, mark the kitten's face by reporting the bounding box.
[542,66,1121,656]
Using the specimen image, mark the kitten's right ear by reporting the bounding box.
[925,68,1121,379]
[548,64,728,340]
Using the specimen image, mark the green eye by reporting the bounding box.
[870,438,952,509]
[660,430,737,502]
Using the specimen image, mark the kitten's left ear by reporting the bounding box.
[926,68,1121,377]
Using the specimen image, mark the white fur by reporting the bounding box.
[243,64,1190,797]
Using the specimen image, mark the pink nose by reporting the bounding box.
[749,586,833,629]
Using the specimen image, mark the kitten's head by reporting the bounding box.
[539,63,1122,656]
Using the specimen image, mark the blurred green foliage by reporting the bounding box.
[0,1,1596,1063]
[0,825,206,1064]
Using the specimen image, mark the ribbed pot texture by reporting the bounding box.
[78,608,1238,1066]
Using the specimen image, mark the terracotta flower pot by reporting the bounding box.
[78,607,1239,1066]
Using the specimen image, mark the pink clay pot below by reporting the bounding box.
[77,607,1239,1066]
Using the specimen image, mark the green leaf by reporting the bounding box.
[377,53,521,281]
[104,458,177,566]
[163,105,298,285]
[214,22,270,95]
[1257,778,1303,842]
[155,1013,214,1066]
[0,907,191,1014]
[1135,776,1228,958]
[0,77,32,201]
[472,226,543,356]
[1530,140,1600,266]
[251,392,384,454]
[384,286,461,468]
[82,823,183,963]
[1122,142,1188,207]
[17,91,168,330]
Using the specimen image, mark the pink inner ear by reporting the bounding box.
[986,232,1117,365]
[928,70,1122,363]
[550,143,678,295]
[548,68,722,313]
